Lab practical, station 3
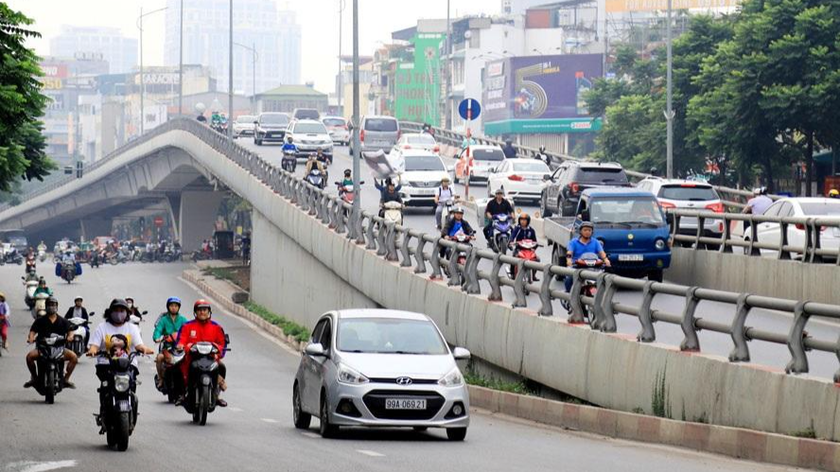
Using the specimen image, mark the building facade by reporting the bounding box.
[49,26,138,74]
[255,85,328,114]
[163,0,301,96]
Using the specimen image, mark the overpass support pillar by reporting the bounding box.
[179,190,223,251]
[166,195,181,243]
[80,217,114,241]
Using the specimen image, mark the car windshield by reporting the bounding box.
[323,118,345,127]
[406,134,436,145]
[261,114,289,125]
[294,123,328,134]
[799,201,840,216]
[405,155,445,171]
[365,118,398,132]
[577,167,628,184]
[472,149,504,161]
[591,197,665,225]
[337,317,449,355]
[659,185,718,201]
[8,236,27,246]
[236,115,256,123]
[512,161,550,173]
[295,110,319,119]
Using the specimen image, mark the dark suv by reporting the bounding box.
[540,162,630,217]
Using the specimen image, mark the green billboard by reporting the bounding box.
[395,33,444,126]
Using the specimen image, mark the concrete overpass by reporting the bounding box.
[1,119,839,442]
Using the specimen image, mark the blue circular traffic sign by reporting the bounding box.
[459,98,481,121]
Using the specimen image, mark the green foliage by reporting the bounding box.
[651,366,672,419]
[464,370,535,396]
[0,3,54,191]
[791,422,817,439]
[243,301,310,342]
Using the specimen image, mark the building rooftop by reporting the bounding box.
[256,84,327,98]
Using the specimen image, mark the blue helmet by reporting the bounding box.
[166,296,182,307]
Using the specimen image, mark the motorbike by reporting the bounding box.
[439,196,460,229]
[37,249,47,262]
[562,252,605,325]
[60,262,76,283]
[31,292,49,319]
[22,276,38,309]
[281,149,297,173]
[305,168,327,189]
[336,181,363,205]
[32,334,67,404]
[67,314,93,357]
[25,258,37,274]
[90,251,102,268]
[382,200,404,226]
[129,310,148,335]
[182,336,230,425]
[489,214,513,255]
[509,239,541,283]
[5,250,23,265]
[95,352,139,451]
[442,231,474,284]
[154,335,186,404]
[107,251,127,265]
[191,249,211,262]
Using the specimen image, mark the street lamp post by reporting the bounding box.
[178,0,184,118]
[445,0,451,129]
[234,42,258,113]
[136,6,168,135]
[228,0,233,140]
[352,0,360,211]
[665,0,674,178]
[338,0,345,116]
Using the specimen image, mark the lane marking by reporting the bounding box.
[6,461,78,472]
[260,418,278,423]
[228,407,244,412]
[301,432,320,439]
[356,450,385,457]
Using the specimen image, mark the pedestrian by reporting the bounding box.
[0,292,10,350]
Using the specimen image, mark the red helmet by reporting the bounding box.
[193,299,212,315]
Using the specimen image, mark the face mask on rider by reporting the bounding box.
[46,305,57,316]
[111,310,127,324]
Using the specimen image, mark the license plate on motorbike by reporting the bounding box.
[618,254,644,261]
[385,398,426,410]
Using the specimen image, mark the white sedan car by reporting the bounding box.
[735,197,840,258]
[395,150,451,207]
[486,158,551,203]
[394,133,440,154]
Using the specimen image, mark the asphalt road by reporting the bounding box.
[239,140,840,380]
[0,262,796,472]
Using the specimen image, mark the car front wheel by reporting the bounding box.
[293,383,311,429]
[540,193,553,218]
[319,392,339,438]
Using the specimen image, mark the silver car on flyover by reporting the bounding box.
[293,309,471,440]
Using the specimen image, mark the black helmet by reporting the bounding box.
[344,169,351,176]
[519,213,531,224]
[579,221,595,231]
[109,298,130,311]
[46,296,59,307]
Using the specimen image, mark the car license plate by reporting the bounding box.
[373,141,388,146]
[413,188,435,195]
[385,398,427,410]
[618,254,644,261]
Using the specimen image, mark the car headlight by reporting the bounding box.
[438,367,464,387]
[337,363,369,385]
[655,239,667,250]
[114,374,131,393]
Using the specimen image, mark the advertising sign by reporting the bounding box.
[483,54,603,135]
[394,33,445,126]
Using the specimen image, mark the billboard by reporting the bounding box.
[605,0,741,12]
[483,54,603,135]
[394,33,444,126]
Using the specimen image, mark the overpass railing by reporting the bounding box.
[669,208,840,265]
[399,120,758,208]
[7,118,839,380]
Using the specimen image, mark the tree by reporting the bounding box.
[0,3,54,192]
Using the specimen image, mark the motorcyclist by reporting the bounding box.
[536,145,550,165]
[483,188,514,241]
[510,213,539,281]
[434,177,457,230]
[502,139,517,159]
[340,169,353,188]
[25,296,78,389]
[281,136,297,156]
[376,177,403,217]
[240,231,251,265]
[440,206,475,258]
[829,189,840,199]
[33,278,52,297]
[742,186,772,215]
[176,300,228,407]
[564,221,610,293]
[125,297,143,322]
[304,153,326,176]
[37,241,47,253]
[64,296,90,348]
[315,148,331,165]
[153,297,188,390]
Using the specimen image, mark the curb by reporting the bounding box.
[182,268,305,352]
[468,385,840,471]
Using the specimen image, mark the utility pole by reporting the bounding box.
[178,0,183,117]
[234,42,258,113]
[445,0,451,129]
[228,0,234,140]
[338,0,345,116]
[136,6,167,135]
[351,0,360,210]
[665,0,674,178]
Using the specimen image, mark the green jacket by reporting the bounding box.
[33,287,53,297]
[153,313,188,343]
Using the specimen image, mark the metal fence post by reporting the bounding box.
[414,237,427,274]
[748,217,760,256]
[463,246,481,294]
[384,223,399,261]
[567,270,585,324]
[399,231,413,267]
[365,216,377,250]
[429,238,443,279]
[810,219,823,263]
[679,286,701,352]
[511,259,527,308]
[728,293,751,362]
[598,274,618,333]
[376,221,387,256]
[333,203,347,234]
[447,246,462,287]
[778,221,791,260]
[785,300,811,374]
[590,272,608,329]
[488,253,503,302]
[354,209,366,245]
[636,281,656,343]
[537,265,554,317]
[694,214,704,249]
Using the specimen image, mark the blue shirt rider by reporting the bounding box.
[564,221,610,293]
[281,136,297,155]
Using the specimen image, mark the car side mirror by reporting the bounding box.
[579,210,590,221]
[253,121,258,125]
[305,343,326,357]
[543,173,552,181]
[452,347,471,360]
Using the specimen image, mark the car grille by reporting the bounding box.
[368,377,439,385]
[409,181,438,188]
[363,390,445,420]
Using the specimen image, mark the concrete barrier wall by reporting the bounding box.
[40,128,840,441]
[669,248,840,305]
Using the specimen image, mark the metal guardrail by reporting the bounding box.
[5,118,839,380]
[669,208,840,265]
[399,121,759,208]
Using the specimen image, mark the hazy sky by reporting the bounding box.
[9,0,498,92]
